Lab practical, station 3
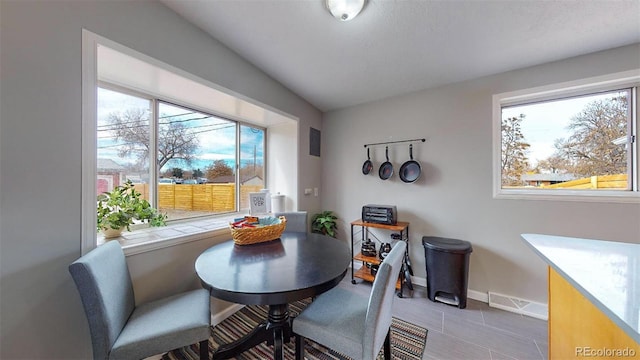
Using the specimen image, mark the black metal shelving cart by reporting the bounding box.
[350,219,411,297]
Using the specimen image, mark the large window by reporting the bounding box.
[97,87,151,197]
[239,124,266,211]
[82,31,299,254]
[97,86,265,223]
[493,71,639,201]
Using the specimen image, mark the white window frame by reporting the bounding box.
[82,30,299,255]
[97,84,267,213]
[492,70,640,203]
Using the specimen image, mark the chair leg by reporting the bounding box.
[295,335,305,360]
[199,339,209,360]
[384,329,391,360]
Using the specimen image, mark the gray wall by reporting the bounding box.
[321,44,640,304]
[2,1,639,358]
[0,1,322,359]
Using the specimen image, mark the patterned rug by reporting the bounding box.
[163,298,427,360]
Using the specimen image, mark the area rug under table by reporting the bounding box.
[163,298,428,360]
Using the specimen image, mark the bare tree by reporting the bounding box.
[535,154,571,174]
[554,96,628,177]
[108,108,199,170]
[501,114,530,186]
[239,164,264,179]
[206,159,234,180]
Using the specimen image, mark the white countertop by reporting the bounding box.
[521,233,640,343]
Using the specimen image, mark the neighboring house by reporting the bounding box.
[97,158,125,194]
[209,174,263,185]
[521,173,576,187]
[242,175,263,186]
[208,175,235,184]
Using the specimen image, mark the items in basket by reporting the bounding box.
[229,216,286,245]
[231,216,261,228]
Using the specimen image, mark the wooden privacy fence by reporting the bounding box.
[543,174,627,189]
[133,184,263,212]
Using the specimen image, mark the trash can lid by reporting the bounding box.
[422,236,473,254]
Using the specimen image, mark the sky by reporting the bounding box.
[502,91,625,167]
[97,87,264,174]
[99,87,623,173]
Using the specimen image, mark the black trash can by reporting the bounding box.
[422,236,473,309]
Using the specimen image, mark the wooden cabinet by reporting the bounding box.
[548,267,639,358]
[521,234,640,356]
[350,219,410,297]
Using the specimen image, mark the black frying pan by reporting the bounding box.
[403,262,414,290]
[405,251,413,276]
[378,146,393,180]
[399,144,421,183]
[362,147,373,175]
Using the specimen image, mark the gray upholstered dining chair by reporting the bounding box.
[293,241,406,360]
[275,211,308,233]
[69,241,211,360]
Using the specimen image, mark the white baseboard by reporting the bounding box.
[488,291,548,320]
[349,264,548,320]
[411,276,427,288]
[410,276,486,302]
[409,276,547,320]
[467,289,489,303]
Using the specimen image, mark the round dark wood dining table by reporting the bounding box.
[195,232,351,360]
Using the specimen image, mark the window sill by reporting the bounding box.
[98,213,245,256]
[494,189,640,203]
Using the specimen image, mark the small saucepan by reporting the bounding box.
[378,146,393,180]
[362,147,373,175]
[399,144,421,183]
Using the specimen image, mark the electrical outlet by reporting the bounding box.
[314,188,318,197]
[304,188,312,195]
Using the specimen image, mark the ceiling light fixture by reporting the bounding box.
[326,0,365,21]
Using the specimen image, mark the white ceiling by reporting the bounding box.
[161,0,640,112]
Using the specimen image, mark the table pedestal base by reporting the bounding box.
[213,303,292,360]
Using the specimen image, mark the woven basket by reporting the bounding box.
[229,216,287,245]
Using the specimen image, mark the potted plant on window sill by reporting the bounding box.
[311,210,338,238]
[97,181,167,239]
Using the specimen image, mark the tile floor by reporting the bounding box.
[334,277,548,360]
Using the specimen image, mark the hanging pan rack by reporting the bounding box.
[363,138,425,148]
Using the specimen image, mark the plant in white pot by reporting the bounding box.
[97,181,167,238]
